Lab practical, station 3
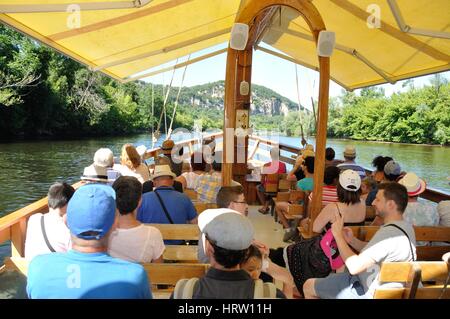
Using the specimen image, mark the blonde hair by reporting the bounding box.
[121,144,141,169]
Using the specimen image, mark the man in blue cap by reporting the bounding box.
[27,184,152,299]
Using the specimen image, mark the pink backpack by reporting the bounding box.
[319,228,344,270]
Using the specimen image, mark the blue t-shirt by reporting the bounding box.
[27,250,151,299]
[137,186,197,244]
[297,177,314,191]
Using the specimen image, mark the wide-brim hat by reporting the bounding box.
[161,139,175,154]
[151,164,176,180]
[399,172,426,197]
[81,164,109,183]
[343,145,356,157]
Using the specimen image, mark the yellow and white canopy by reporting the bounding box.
[1,0,449,90]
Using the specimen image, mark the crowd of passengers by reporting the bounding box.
[23,139,450,299]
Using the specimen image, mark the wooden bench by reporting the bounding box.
[163,245,198,262]
[273,190,306,222]
[193,202,218,214]
[374,261,450,299]
[147,223,200,262]
[365,206,376,222]
[144,263,209,298]
[4,257,209,299]
[348,226,450,261]
[147,223,199,241]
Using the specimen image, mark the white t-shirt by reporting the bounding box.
[357,220,416,297]
[25,211,72,261]
[108,224,165,263]
[181,172,202,189]
[115,163,150,183]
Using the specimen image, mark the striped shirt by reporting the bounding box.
[309,185,339,208]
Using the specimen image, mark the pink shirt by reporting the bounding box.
[262,161,287,187]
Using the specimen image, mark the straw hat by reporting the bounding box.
[398,172,426,197]
[151,164,176,180]
[343,145,356,157]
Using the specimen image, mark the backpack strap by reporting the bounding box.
[173,277,199,299]
[384,223,416,261]
[154,189,174,224]
[40,215,56,253]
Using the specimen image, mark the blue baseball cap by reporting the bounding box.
[67,184,116,240]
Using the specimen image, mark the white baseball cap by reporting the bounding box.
[339,169,361,192]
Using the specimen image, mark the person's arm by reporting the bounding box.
[265,260,295,286]
[312,205,332,233]
[342,227,367,252]
[332,212,375,275]
[286,167,298,181]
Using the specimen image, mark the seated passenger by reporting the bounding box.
[25,182,75,261]
[371,156,393,183]
[108,176,165,263]
[303,182,416,299]
[278,170,366,295]
[174,213,281,299]
[437,200,450,227]
[240,245,288,299]
[256,147,287,214]
[296,156,315,191]
[360,176,377,202]
[197,185,249,263]
[118,143,150,183]
[325,147,343,167]
[159,139,183,177]
[137,165,197,245]
[195,151,240,203]
[337,146,366,179]
[287,148,314,182]
[27,184,151,299]
[366,160,402,206]
[398,172,439,227]
[176,152,206,190]
[277,165,340,243]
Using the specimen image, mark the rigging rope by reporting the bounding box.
[167,54,191,140]
[155,58,178,140]
[294,63,307,148]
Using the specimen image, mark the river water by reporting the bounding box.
[0,133,449,218]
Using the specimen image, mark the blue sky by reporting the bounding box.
[139,43,449,112]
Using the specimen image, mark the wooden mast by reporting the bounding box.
[223,0,330,236]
